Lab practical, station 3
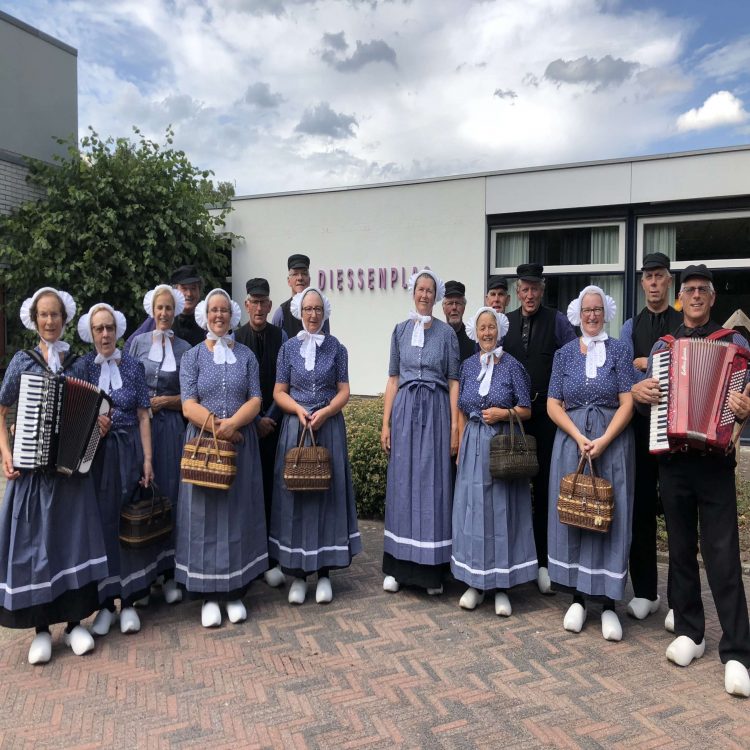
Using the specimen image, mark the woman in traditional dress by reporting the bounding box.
[80,303,155,637]
[451,307,537,615]
[176,288,268,627]
[129,285,191,605]
[270,287,360,605]
[381,269,460,595]
[546,286,635,641]
[0,288,108,663]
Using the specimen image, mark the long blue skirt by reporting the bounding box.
[547,405,634,601]
[174,423,268,596]
[451,419,538,590]
[269,412,361,574]
[93,426,170,603]
[383,381,453,566]
[151,408,185,573]
[0,470,108,626]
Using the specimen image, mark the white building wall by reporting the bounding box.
[228,177,487,394]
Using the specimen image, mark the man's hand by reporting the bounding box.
[632,377,661,405]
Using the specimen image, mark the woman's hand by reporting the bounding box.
[481,407,507,425]
[141,458,154,487]
[2,451,19,481]
[296,405,312,425]
[450,423,459,457]
[214,417,238,441]
[381,425,391,454]
[97,413,112,438]
[584,436,608,460]
[309,407,329,431]
[150,396,167,414]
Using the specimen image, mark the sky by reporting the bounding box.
[4,0,750,196]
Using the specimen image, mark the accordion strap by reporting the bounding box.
[23,348,79,373]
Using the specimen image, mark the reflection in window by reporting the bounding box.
[496,226,619,268]
[644,217,750,262]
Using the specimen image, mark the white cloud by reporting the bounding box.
[5,0,745,194]
[676,91,748,132]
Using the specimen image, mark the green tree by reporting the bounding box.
[0,126,237,360]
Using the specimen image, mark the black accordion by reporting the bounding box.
[12,372,112,475]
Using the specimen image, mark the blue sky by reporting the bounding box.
[3,0,750,194]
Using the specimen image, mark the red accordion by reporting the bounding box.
[649,330,750,455]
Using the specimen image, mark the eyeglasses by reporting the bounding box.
[37,311,62,320]
[92,324,116,334]
[245,298,267,307]
[301,306,324,315]
[681,285,711,295]
[289,271,310,279]
[581,307,604,317]
[444,300,465,307]
[208,307,230,315]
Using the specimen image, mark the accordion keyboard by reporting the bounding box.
[649,349,670,453]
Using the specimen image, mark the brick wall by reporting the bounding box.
[0,154,44,216]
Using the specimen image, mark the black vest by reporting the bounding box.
[280,299,303,338]
[451,323,476,362]
[503,306,559,399]
[172,313,205,347]
[631,306,683,358]
[234,322,285,414]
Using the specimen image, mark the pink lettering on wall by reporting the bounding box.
[312,263,426,294]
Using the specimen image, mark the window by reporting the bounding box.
[638,211,750,270]
[491,222,625,336]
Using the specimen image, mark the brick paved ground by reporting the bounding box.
[0,521,748,749]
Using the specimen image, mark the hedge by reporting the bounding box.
[344,396,388,519]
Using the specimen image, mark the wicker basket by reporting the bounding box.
[489,408,539,480]
[283,423,331,492]
[557,453,614,533]
[119,482,173,549]
[180,413,237,491]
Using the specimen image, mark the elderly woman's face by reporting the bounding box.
[153,291,176,331]
[35,293,65,343]
[91,309,117,358]
[476,311,499,352]
[300,291,324,333]
[207,293,231,337]
[413,275,436,315]
[580,292,606,337]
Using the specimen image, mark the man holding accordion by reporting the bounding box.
[632,264,750,699]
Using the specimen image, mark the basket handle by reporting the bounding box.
[190,412,213,459]
[569,452,601,506]
[508,408,530,450]
[292,422,323,470]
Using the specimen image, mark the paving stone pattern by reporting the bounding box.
[0,521,748,749]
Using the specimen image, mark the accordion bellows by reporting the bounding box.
[283,424,332,492]
[557,454,614,533]
[180,413,237,491]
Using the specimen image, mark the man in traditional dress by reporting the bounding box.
[485,275,510,315]
[631,264,750,698]
[271,254,330,337]
[442,280,475,362]
[619,252,682,626]
[502,263,576,594]
[235,277,288,587]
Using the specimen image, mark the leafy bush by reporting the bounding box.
[344,395,387,519]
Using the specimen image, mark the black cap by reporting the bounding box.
[487,275,508,291]
[170,264,202,285]
[444,280,466,297]
[641,252,671,271]
[245,277,270,296]
[680,264,713,284]
[287,254,310,270]
[516,263,544,283]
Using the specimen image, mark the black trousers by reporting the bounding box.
[525,401,557,568]
[659,451,750,666]
[629,413,661,601]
